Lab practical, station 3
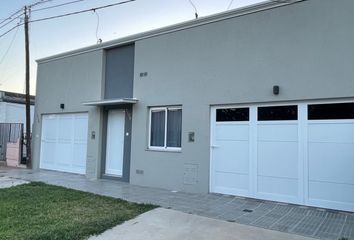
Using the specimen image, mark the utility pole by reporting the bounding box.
[24,6,32,168]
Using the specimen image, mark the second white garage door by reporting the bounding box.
[40,113,88,174]
[210,101,354,212]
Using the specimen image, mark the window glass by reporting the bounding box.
[150,110,165,147]
[167,109,182,147]
[308,102,354,120]
[216,108,249,122]
[258,105,298,121]
[149,107,182,150]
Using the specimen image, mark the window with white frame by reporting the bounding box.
[149,107,182,150]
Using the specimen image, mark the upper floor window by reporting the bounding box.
[149,107,182,151]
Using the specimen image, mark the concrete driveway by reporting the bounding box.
[89,208,316,240]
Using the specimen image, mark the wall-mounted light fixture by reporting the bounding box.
[60,103,65,109]
[273,85,280,95]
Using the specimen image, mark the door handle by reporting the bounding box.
[211,145,219,148]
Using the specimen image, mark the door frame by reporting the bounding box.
[101,105,132,182]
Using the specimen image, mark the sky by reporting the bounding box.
[0,0,264,94]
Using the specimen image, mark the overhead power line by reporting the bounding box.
[32,0,86,12]
[0,0,53,30]
[0,0,135,40]
[93,10,102,44]
[0,8,23,25]
[227,0,234,10]
[0,27,20,87]
[188,0,199,19]
[0,26,19,65]
[0,23,22,39]
[29,0,56,8]
[1,0,85,31]
[30,0,135,23]
[0,12,24,31]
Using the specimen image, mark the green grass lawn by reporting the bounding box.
[0,182,156,240]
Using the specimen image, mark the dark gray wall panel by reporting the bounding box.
[105,44,134,99]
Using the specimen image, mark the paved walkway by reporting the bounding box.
[89,208,315,240]
[0,176,28,188]
[1,167,353,240]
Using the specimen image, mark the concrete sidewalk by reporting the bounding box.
[89,208,316,240]
[0,176,28,188]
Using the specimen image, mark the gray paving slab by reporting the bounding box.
[314,212,346,239]
[1,167,353,240]
[270,208,306,232]
[341,215,354,240]
[291,211,328,236]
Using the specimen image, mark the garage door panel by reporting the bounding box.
[58,116,73,141]
[213,141,249,174]
[257,175,298,198]
[309,142,354,185]
[74,115,89,142]
[40,142,56,167]
[42,117,57,140]
[56,143,73,165]
[308,123,354,143]
[215,125,249,141]
[73,143,87,168]
[214,172,249,195]
[309,181,354,205]
[258,124,298,142]
[40,113,88,174]
[258,141,298,179]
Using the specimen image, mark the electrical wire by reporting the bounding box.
[1,1,85,31]
[0,0,135,40]
[0,0,50,26]
[0,8,23,25]
[188,0,199,19]
[31,0,86,12]
[29,0,56,8]
[93,10,102,44]
[0,12,24,31]
[0,25,20,86]
[227,0,234,10]
[29,0,135,23]
[0,23,22,39]
[0,25,19,65]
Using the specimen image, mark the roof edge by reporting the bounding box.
[36,0,306,64]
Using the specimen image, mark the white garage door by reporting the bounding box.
[210,102,354,212]
[40,113,88,174]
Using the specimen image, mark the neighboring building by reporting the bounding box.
[33,0,354,212]
[0,91,35,129]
